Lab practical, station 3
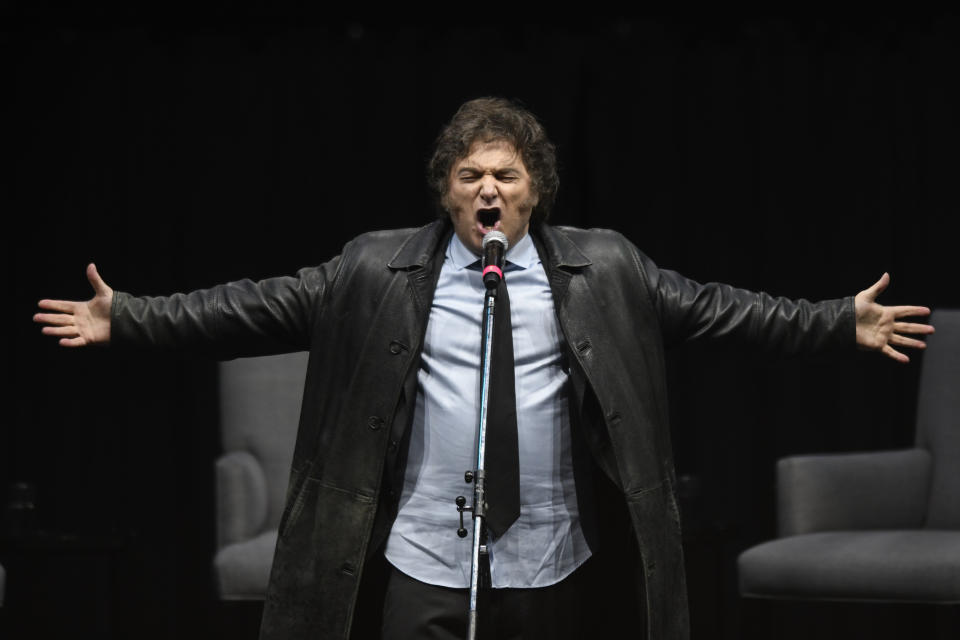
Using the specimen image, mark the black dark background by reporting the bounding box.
[5,9,959,639]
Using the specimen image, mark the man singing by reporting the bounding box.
[35,97,933,640]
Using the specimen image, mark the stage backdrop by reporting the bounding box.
[7,13,959,639]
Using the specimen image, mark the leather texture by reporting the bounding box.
[915,310,960,528]
[739,530,960,602]
[214,530,280,600]
[738,309,960,605]
[112,219,854,640]
[776,449,932,536]
[216,450,269,548]
[214,352,307,599]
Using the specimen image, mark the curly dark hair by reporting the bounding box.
[427,97,559,224]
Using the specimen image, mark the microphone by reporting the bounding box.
[481,231,509,290]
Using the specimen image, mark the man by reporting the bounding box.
[35,98,933,640]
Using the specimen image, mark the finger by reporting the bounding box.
[894,321,936,334]
[882,344,909,363]
[87,263,111,296]
[42,325,80,337]
[891,306,931,318]
[33,312,76,326]
[37,299,79,313]
[60,336,88,347]
[862,272,890,303]
[890,334,928,350]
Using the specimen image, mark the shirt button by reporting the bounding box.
[367,416,384,430]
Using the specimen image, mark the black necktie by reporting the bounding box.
[483,277,520,539]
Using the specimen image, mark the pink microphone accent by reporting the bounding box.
[483,265,503,280]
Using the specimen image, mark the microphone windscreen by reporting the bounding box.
[482,230,509,252]
[482,231,508,290]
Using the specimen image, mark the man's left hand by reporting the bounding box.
[855,273,934,363]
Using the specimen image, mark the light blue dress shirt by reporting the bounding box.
[384,231,592,588]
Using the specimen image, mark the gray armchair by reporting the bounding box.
[738,309,960,604]
[213,352,307,600]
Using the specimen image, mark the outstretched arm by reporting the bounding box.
[34,263,113,347]
[854,272,933,363]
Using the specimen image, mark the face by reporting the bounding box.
[445,140,539,256]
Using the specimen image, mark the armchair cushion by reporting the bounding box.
[777,449,931,536]
[216,450,269,548]
[213,530,279,600]
[738,530,960,603]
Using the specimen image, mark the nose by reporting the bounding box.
[479,175,498,202]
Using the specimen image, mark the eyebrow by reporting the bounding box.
[456,164,523,174]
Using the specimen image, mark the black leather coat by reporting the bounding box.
[112,219,854,639]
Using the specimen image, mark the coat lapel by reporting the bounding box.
[534,225,624,487]
[387,219,451,322]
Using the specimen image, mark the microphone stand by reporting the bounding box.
[455,284,500,640]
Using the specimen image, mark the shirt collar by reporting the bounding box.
[447,231,539,272]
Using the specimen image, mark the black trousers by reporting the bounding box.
[381,560,597,640]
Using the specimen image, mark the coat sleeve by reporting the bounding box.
[110,258,342,359]
[634,248,856,354]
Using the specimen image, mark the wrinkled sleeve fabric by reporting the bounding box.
[634,248,855,354]
[110,259,341,359]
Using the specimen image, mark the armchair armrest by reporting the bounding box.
[216,450,268,548]
[777,448,931,536]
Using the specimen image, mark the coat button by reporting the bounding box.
[367,416,384,430]
[389,340,407,355]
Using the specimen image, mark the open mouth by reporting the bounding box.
[477,207,501,229]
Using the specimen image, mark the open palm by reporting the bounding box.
[854,272,933,363]
[34,263,114,347]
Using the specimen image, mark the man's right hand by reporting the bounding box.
[35,263,114,347]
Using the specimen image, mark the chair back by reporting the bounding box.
[915,309,960,529]
[218,351,307,533]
